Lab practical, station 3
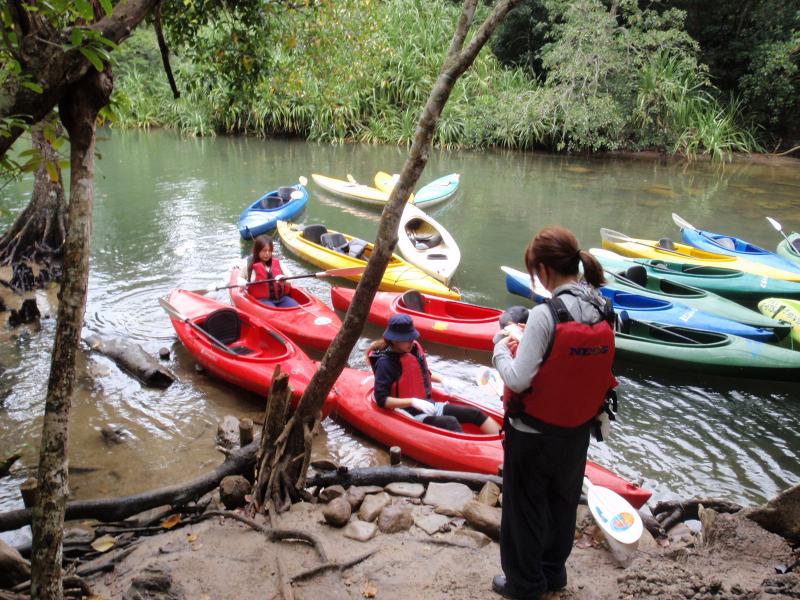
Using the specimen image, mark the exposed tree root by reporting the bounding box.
[652,498,742,532]
[289,549,378,583]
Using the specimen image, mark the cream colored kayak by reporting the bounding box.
[276,221,460,299]
[600,228,800,282]
[398,203,461,285]
[311,173,414,206]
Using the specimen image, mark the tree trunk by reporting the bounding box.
[29,67,113,600]
[257,0,524,507]
[0,0,160,158]
[0,116,67,266]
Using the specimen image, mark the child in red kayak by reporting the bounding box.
[367,314,501,434]
[246,235,299,308]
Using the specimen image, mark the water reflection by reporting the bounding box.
[1,131,799,545]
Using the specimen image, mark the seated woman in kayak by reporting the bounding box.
[367,314,501,434]
[247,235,299,308]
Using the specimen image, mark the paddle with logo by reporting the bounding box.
[582,476,644,559]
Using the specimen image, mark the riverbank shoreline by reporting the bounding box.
[76,488,797,600]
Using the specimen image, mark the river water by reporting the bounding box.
[1,130,799,543]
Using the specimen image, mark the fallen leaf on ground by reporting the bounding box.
[362,580,378,598]
[161,514,181,529]
[90,535,116,553]
[186,533,198,542]
[575,532,594,549]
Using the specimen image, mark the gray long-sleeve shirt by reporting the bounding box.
[492,281,608,431]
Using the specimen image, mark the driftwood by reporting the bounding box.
[652,498,742,532]
[0,439,259,532]
[307,465,502,491]
[0,454,21,479]
[84,334,175,389]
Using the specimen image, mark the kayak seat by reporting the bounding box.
[201,308,254,355]
[262,195,284,209]
[348,238,368,259]
[402,290,426,313]
[616,310,632,335]
[658,237,676,251]
[716,236,736,251]
[277,187,295,203]
[623,265,647,287]
[303,224,328,245]
[320,232,349,254]
[792,238,800,253]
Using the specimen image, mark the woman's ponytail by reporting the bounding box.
[578,250,606,288]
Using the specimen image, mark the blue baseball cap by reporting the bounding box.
[383,314,420,342]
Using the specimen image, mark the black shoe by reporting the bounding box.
[492,575,516,599]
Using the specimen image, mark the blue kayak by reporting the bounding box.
[501,266,777,342]
[238,183,309,239]
[415,173,460,208]
[678,224,800,275]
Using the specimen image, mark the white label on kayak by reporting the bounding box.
[314,317,333,326]
[678,308,696,323]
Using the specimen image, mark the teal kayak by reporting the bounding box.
[776,232,800,268]
[591,248,800,302]
[615,317,800,381]
[601,261,789,334]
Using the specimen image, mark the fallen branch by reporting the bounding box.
[306,465,502,491]
[652,498,742,532]
[85,334,175,389]
[0,438,260,532]
[199,510,328,562]
[289,548,378,583]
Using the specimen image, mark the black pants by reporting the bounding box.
[422,403,489,432]
[500,421,590,599]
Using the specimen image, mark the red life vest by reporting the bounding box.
[503,295,617,430]
[392,341,432,400]
[249,258,285,300]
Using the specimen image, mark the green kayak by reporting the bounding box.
[592,248,800,302]
[602,263,788,334]
[615,317,800,381]
[776,233,800,269]
[758,297,800,346]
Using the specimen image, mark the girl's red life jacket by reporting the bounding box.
[392,341,432,400]
[503,295,617,430]
[249,258,285,300]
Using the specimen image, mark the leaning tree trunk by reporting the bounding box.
[29,67,113,600]
[0,116,67,266]
[257,0,524,509]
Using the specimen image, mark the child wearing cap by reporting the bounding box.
[367,314,501,434]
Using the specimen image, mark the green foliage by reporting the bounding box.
[109,0,762,158]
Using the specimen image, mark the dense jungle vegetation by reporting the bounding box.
[112,0,799,158]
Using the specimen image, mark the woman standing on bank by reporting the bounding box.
[246,235,299,308]
[491,226,617,599]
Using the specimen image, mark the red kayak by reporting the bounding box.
[163,289,335,414]
[331,287,500,351]
[331,367,652,508]
[229,266,341,351]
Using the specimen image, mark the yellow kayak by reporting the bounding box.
[277,221,460,299]
[311,173,414,206]
[600,228,800,282]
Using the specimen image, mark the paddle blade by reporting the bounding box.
[671,213,695,231]
[583,477,643,545]
[476,367,504,397]
[318,266,368,278]
[766,216,783,232]
[158,297,184,321]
